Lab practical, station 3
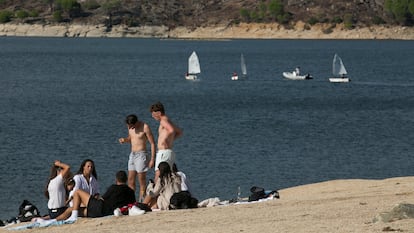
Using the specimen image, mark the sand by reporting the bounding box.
[2,176,414,233]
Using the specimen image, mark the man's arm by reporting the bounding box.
[161,118,183,139]
[145,124,156,168]
[173,124,183,139]
[119,134,131,144]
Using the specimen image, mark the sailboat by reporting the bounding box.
[185,51,201,80]
[329,53,350,83]
[231,53,247,80]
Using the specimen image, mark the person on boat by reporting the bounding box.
[295,67,300,76]
[62,170,136,221]
[72,159,100,198]
[149,101,183,181]
[143,162,181,210]
[44,160,71,219]
[119,114,156,202]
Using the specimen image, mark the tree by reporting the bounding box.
[55,0,81,19]
[240,8,250,22]
[409,0,414,15]
[384,0,413,25]
[0,10,13,23]
[268,0,284,21]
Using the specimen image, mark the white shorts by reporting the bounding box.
[155,149,176,171]
[128,151,149,173]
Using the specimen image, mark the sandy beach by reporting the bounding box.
[2,176,414,232]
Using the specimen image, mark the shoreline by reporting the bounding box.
[0,22,413,40]
[1,176,414,232]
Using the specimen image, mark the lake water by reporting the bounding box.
[0,37,413,220]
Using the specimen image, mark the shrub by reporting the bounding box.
[372,16,386,24]
[384,0,413,25]
[332,16,343,24]
[240,8,250,22]
[268,0,284,19]
[0,10,13,23]
[29,10,39,17]
[409,0,414,15]
[82,0,100,10]
[15,10,29,19]
[53,10,63,22]
[308,17,318,25]
[343,13,354,29]
[102,0,121,13]
[250,11,259,22]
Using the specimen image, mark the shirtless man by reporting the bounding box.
[149,102,183,180]
[119,114,155,202]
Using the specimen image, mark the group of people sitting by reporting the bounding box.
[35,158,193,223]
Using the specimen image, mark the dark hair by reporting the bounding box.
[44,164,60,198]
[172,163,178,173]
[158,162,172,187]
[150,101,165,114]
[125,114,138,125]
[65,176,75,186]
[116,170,128,183]
[76,159,98,180]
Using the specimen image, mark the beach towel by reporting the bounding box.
[6,219,75,231]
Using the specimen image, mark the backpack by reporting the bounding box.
[169,191,198,210]
[17,200,40,222]
[248,186,267,202]
[248,186,280,202]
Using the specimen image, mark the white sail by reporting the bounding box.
[332,53,347,77]
[241,53,247,75]
[188,51,201,74]
[329,53,350,83]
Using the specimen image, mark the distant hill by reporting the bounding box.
[0,0,413,29]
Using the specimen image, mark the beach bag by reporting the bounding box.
[169,191,198,209]
[119,202,152,215]
[248,186,266,202]
[17,200,40,222]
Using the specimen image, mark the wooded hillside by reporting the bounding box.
[0,0,413,29]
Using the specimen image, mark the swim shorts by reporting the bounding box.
[155,149,176,171]
[128,151,149,173]
[48,207,67,219]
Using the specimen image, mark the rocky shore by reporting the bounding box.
[1,22,413,40]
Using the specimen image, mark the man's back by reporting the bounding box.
[102,184,136,215]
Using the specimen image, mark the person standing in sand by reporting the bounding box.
[119,114,156,202]
[149,101,183,180]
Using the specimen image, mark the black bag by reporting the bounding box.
[248,186,266,202]
[169,191,198,209]
[135,202,152,212]
[18,200,40,222]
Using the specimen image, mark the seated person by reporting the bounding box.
[63,170,136,221]
[143,162,181,210]
[172,163,192,194]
